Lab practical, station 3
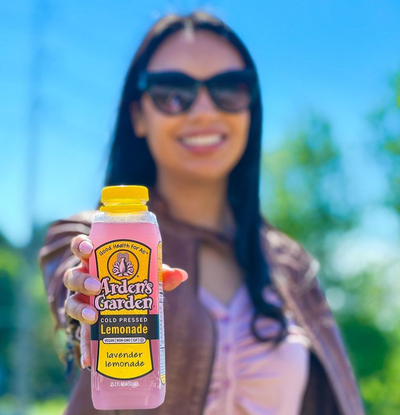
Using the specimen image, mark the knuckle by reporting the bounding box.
[70,235,80,250]
[64,294,83,320]
[70,301,85,321]
[72,268,87,292]
[70,268,80,289]
[63,269,70,286]
[65,267,84,291]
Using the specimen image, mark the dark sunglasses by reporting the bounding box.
[137,69,258,115]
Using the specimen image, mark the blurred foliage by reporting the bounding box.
[0,228,71,412]
[262,115,356,267]
[0,394,67,415]
[357,71,400,414]
[0,72,399,414]
[0,236,21,398]
[262,71,400,415]
[370,72,400,214]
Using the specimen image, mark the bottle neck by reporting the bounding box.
[100,203,148,213]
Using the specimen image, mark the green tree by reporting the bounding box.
[0,226,72,413]
[262,114,356,277]
[0,233,21,397]
[261,74,400,414]
[358,71,400,415]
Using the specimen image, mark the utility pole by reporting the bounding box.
[11,0,49,413]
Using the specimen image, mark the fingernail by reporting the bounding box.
[79,240,93,255]
[82,307,96,322]
[84,278,101,293]
[177,269,188,281]
[80,355,86,369]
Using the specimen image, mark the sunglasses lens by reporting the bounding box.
[147,74,195,114]
[142,70,257,114]
[210,71,256,112]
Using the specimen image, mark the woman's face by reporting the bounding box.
[130,29,250,183]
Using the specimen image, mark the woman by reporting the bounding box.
[39,11,364,415]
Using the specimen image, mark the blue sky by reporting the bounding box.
[1,0,400,246]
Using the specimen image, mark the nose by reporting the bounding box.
[187,86,218,116]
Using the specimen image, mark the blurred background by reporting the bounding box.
[0,0,399,414]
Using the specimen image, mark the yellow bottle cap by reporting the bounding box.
[100,185,149,212]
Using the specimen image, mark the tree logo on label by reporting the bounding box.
[108,251,139,281]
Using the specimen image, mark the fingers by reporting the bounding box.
[80,323,91,369]
[70,235,94,265]
[64,263,186,294]
[64,266,101,296]
[162,264,188,291]
[64,292,98,324]
[75,263,188,371]
[64,263,187,323]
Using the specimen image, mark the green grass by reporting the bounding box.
[0,396,68,415]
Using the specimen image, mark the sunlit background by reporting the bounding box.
[1,1,399,414]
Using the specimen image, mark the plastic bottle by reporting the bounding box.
[88,185,165,410]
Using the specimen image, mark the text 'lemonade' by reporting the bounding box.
[89,186,165,410]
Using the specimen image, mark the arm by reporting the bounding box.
[38,211,95,331]
[38,211,95,378]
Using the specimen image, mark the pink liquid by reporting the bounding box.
[89,221,165,410]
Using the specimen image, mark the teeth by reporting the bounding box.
[181,134,224,147]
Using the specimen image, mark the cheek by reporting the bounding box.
[228,111,251,161]
[140,97,182,163]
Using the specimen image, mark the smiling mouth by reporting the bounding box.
[178,133,226,150]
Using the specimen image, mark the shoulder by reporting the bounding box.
[40,210,96,260]
[62,209,96,226]
[45,210,96,239]
[260,218,320,289]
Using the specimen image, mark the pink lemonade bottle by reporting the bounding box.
[88,185,165,410]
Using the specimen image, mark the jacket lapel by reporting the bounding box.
[261,223,365,415]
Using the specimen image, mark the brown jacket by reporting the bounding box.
[38,190,365,415]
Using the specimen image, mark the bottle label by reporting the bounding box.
[157,241,166,385]
[91,239,157,380]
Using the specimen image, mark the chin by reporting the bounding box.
[180,165,234,183]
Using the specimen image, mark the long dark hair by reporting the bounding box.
[104,11,287,343]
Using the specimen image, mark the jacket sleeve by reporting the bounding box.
[38,211,95,331]
[260,221,364,415]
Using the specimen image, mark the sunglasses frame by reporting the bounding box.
[137,68,259,114]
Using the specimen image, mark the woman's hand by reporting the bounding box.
[63,235,188,369]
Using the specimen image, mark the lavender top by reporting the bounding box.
[198,284,310,415]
